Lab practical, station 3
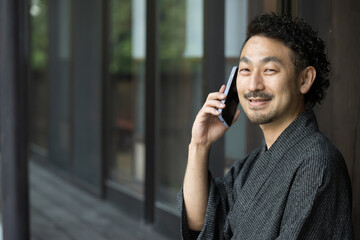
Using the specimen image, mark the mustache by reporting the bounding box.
[244,91,274,100]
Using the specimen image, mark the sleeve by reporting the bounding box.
[177,158,246,240]
[277,153,354,240]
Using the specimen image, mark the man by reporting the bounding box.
[178,13,353,239]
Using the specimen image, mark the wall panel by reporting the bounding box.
[299,0,360,238]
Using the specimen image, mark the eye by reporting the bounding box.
[264,68,277,74]
[239,68,250,74]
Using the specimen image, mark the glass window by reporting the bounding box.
[29,0,49,153]
[156,0,204,209]
[107,0,146,197]
[224,0,248,173]
[47,0,72,171]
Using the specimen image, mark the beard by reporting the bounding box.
[242,91,276,124]
[244,109,276,124]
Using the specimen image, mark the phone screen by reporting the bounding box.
[218,66,239,127]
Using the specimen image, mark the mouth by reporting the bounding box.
[247,98,272,107]
[248,98,271,102]
[244,92,274,108]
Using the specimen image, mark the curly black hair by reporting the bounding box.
[245,13,331,109]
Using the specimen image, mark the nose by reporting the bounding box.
[248,70,265,92]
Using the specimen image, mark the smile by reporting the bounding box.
[248,98,271,107]
[249,98,271,102]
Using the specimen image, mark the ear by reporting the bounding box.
[299,66,316,94]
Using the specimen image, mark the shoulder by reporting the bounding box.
[298,131,344,169]
[292,131,351,189]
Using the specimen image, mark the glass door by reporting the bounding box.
[156,0,204,211]
[106,0,146,199]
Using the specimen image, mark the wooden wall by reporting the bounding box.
[247,0,360,238]
[299,0,360,238]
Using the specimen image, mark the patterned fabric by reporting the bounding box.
[178,110,354,239]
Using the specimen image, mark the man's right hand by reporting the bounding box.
[184,85,240,231]
[191,85,239,149]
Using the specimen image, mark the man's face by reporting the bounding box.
[237,35,304,125]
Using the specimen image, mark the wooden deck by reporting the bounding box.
[30,161,171,240]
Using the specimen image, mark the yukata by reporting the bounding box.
[178,110,353,239]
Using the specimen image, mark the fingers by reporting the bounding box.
[206,89,226,102]
[203,94,226,115]
[202,106,221,116]
[199,85,227,117]
[201,101,224,115]
[205,99,225,109]
[219,84,226,93]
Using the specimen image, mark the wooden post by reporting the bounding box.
[0,0,30,239]
[204,0,225,178]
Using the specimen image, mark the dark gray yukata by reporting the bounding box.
[178,110,353,239]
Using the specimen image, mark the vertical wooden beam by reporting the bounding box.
[101,0,110,200]
[0,0,30,239]
[145,0,158,224]
[203,0,225,178]
[282,0,292,15]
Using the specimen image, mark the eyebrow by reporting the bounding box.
[239,56,251,64]
[261,56,283,64]
[239,56,283,65]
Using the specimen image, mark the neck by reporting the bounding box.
[260,108,305,149]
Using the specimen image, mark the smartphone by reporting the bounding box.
[218,66,239,128]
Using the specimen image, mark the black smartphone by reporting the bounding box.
[218,66,239,128]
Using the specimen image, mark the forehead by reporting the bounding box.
[240,35,294,64]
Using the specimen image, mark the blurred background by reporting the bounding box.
[0,0,359,239]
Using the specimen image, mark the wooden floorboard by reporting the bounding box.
[30,161,171,240]
[31,208,75,240]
